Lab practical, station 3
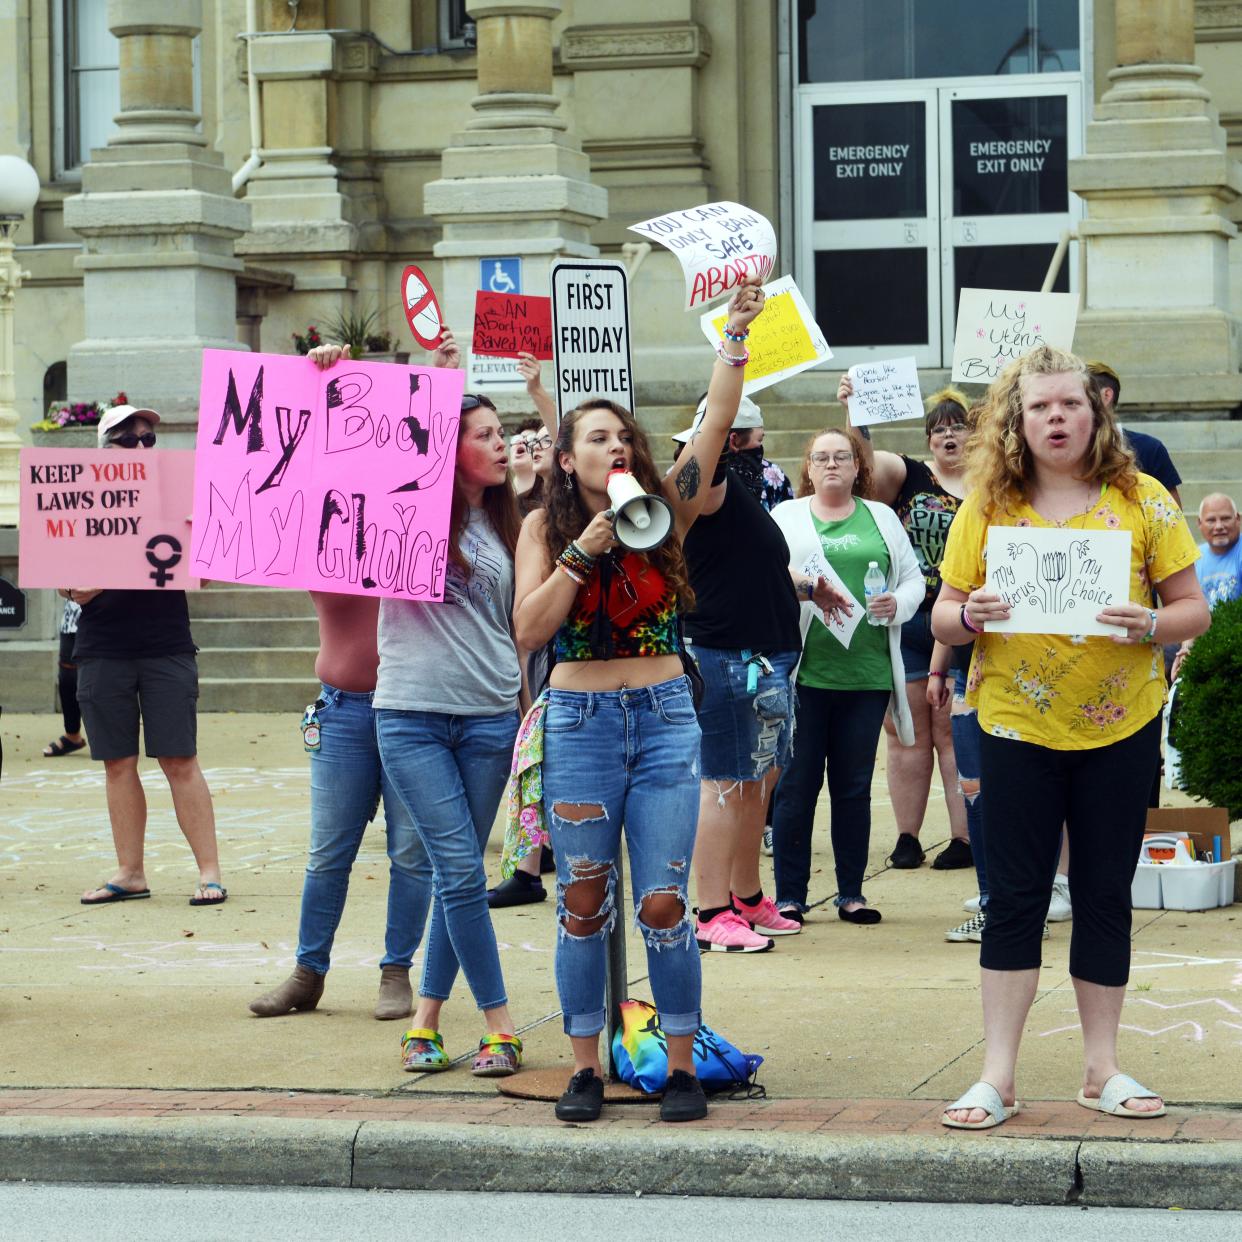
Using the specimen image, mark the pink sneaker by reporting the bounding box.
[695,908,774,953]
[733,893,802,937]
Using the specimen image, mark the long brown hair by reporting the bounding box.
[966,345,1139,517]
[541,400,694,608]
[797,427,873,499]
[448,401,522,576]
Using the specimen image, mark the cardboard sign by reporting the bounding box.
[192,350,465,600]
[846,357,924,427]
[701,276,832,395]
[550,260,634,423]
[951,288,1078,384]
[401,264,444,350]
[472,291,553,360]
[799,550,863,650]
[984,526,1130,636]
[629,201,777,311]
[18,447,199,591]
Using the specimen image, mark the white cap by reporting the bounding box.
[672,395,763,444]
[97,404,161,446]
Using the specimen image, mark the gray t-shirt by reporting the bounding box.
[373,508,521,715]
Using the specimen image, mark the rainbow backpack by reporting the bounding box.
[610,999,764,1096]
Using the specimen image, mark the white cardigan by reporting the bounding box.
[770,496,925,747]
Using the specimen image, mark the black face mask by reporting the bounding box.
[728,445,765,499]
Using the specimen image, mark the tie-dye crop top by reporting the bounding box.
[553,551,682,662]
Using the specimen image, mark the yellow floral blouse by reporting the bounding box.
[940,475,1199,751]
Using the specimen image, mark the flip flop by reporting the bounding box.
[1077,1073,1166,1118]
[81,882,151,905]
[44,736,86,757]
[941,1081,1021,1130]
[189,882,228,907]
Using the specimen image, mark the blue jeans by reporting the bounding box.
[296,685,431,976]
[375,707,518,1010]
[541,677,702,1039]
[772,685,890,909]
[951,667,988,908]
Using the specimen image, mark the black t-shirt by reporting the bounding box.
[893,455,961,611]
[683,477,802,651]
[1123,429,1181,494]
[73,589,196,660]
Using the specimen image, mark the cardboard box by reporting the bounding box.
[1144,807,1237,904]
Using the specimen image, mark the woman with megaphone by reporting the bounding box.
[513,276,768,1124]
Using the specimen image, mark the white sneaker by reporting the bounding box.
[1047,875,1072,922]
[945,911,986,943]
[1043,921,1051,940]
[762,826,773,857]
[963,893,981,914]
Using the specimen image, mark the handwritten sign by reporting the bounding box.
[630,201,777,311]
[951,289,1078,384]
[550,260,634,423]
[18,447,199,590]
[845,357,924,427]
[192,350,465,600]
[401,264,444,350]
[701,276,831,395]
[984,526,1130,636]
[472,291,553,360]
[800,551,863,650]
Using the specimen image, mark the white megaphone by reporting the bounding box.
[607,469,674,552]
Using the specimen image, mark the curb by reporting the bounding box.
[3,1116,1241,1209]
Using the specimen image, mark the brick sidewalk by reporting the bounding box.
[1,1087,1237,1143]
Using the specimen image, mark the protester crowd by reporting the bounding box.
[52,274,1224,1131]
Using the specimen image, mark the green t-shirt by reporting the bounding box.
[798,502,893,692]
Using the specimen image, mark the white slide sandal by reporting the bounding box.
[941,1081,1021,1130]
[1077,1072,1166,1118]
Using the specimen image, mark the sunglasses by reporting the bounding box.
[109,432,157,448]
[460,393,497,413]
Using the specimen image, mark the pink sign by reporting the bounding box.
[192,350,464,600]
[18,447,199,591]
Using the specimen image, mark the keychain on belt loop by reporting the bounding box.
[741,648,774,694]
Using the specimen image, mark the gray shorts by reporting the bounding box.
[76,654,199,761]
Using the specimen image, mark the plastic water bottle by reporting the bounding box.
[864,561,886,627]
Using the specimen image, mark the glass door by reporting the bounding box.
[798,88,941,368]
[938,82,1082,360]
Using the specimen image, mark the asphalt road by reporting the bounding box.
[0,1186,1237,1242]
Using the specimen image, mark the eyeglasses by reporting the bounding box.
[525,433,552,450]
[109,432,157,448]
[809,451,854,467]
[929,423,967,439]
[460,394,497,413]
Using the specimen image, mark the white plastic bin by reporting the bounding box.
[1159,859,1237,912]
[1131,862,1163,910]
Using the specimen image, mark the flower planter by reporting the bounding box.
[31,427,99,448]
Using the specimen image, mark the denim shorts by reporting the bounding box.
[899,609,935,682]
[688,644,798,782]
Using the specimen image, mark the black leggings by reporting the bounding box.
[979,715,1160,987]
[57,631,81,737]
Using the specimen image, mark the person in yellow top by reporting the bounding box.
[931,345,1209,1131]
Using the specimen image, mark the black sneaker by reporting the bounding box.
[660,1069,708,1122]
[888,833,926,869]
[555,1067,605,1122]
[486,872,546,909]
[931,837,974,871]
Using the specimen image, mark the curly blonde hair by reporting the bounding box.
[797,427,873,499]
[966,345,1138,516]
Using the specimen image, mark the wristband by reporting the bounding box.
[927,671,946,679]
[799,578,814,600]
[722,326,750,342]
[960,603,982,635]
[555,562,586,587]
[1141,608,1158,643]
[716,342,750,367]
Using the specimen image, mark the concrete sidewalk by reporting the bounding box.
[1,711,1240,1207]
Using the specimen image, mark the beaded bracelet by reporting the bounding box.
[557,541,596,579]
[716,342,750,367]
[1141,608,1158,643]
[555,561,586,587]
[722,326,750,342]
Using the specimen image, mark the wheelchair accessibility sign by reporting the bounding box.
[480,256,521,295]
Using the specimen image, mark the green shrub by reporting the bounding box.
[1172,595,1242,815]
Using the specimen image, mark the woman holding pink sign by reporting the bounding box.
[933,345,1209,1130]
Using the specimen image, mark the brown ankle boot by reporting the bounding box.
[249,965,325,1017]
[374,965,413,1021]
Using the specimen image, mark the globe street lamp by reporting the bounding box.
[0,154,41,527]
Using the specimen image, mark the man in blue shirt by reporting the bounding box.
[1173,493,1240,677]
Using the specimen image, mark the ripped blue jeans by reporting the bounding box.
[541,676,703,1039]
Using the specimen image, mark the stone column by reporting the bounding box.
[63,1,250,440]
[1069,0,1242,415]
[424,0,608,380]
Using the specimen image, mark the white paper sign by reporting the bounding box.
[984,527,1131,636]
[846,357,923,427]
[699,276,832,395]
[550,260,634,423]
[800,551,863,649]
[951,289,1078,384]
[629,201,777,311]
